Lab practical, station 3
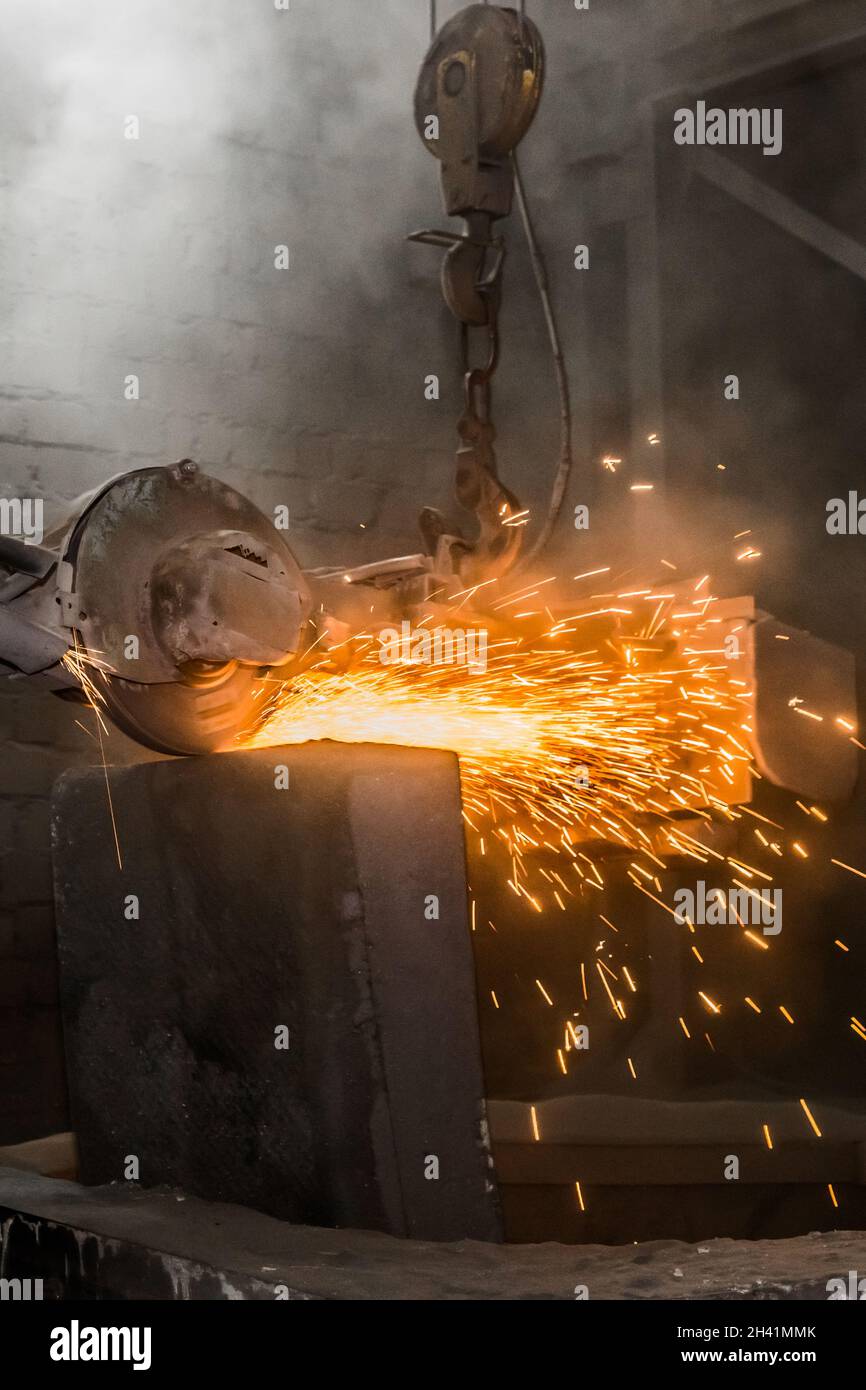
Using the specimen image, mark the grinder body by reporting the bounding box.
[0,461,313,754]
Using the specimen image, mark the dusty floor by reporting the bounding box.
[1,1165,863,1299]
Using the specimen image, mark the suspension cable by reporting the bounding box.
[511,151,574,571]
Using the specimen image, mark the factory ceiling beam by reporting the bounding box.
[650,4,866,103]
[693,149,866,285]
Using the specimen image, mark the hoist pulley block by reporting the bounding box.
[413,4,544,220]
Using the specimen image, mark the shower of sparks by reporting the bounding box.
[245,554,865,1167]
[249,586,754,896]
[248,564,861,1050]
[247,574,793,1066]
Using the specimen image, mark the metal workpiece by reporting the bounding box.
[52,743,503,1243]
[749,614,859,802]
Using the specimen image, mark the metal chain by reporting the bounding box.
[422,0,528,580]
[459,294,499,429]
[460,307,499,385]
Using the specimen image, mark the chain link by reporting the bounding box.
[459,290,499,422]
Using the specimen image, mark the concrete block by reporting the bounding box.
[52,743,501,1242]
